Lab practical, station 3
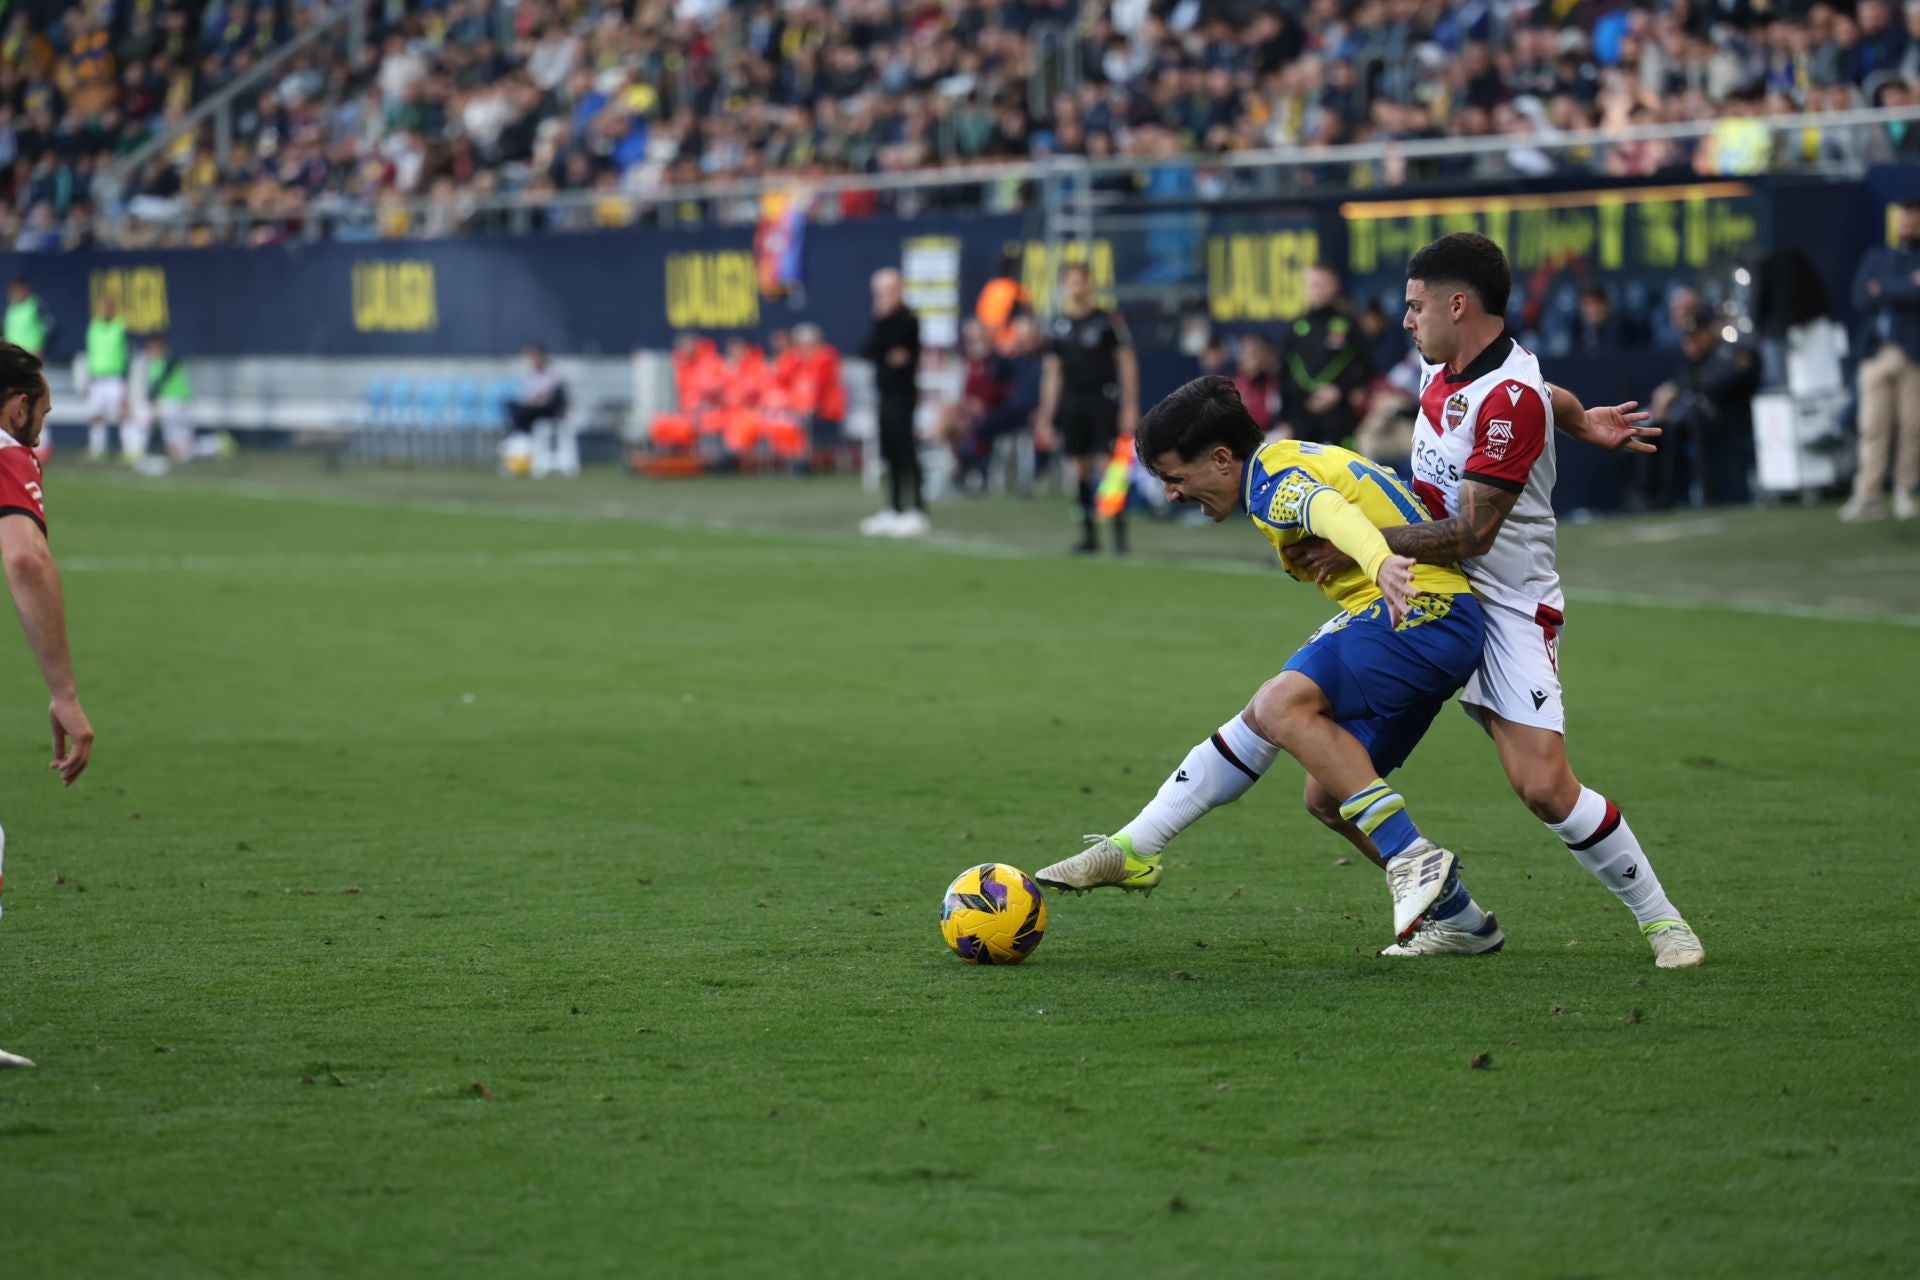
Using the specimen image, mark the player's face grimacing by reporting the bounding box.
[1148,446,1240,522]
[1403,278,1459,366]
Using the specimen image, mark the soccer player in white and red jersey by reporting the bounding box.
[0,341,96,1068]
[1295,234,1703,967]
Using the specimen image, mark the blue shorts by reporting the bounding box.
[1281,593,1487,775]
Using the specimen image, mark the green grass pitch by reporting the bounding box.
[1,464,1916,1277]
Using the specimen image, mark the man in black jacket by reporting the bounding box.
[1650,305,1762,508]
[860,269,928,537]
[1278,264,1373,444]
[1843,200,1920,521]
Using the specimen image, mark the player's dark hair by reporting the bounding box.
[0,342,45,410]
[1136,375,1265,468]
[1407,232,1512,317]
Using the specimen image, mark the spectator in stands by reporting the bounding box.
[1842,198,1920,522]
[20,0,1920,246]
[860,268,927,538]
[1278,263,1371,445]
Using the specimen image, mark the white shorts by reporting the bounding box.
[1460,599,1565,734]
[86,377,126,421]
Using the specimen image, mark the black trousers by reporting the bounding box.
[878,393,921,511]
[508,401,562,434]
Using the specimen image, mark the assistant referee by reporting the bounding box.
[1036,262,1138,555]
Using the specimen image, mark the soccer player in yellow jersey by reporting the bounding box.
[1037,375,1501,951]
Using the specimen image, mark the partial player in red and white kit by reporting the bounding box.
[1408,306,1567,735]
[0,341,96,1068]
[1294,234,1702,968]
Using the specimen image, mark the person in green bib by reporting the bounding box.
[142,335,197,463]
[84,296,131,461]
[5,278,49,358]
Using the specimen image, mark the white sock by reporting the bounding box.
[1119,715,1279,855]
[88,425,108,456]
[122,421,151,461]
[1547,787,1680,927]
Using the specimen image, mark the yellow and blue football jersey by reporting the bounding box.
[1242,440,1472,615]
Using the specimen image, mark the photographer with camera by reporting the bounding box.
[1647,304,1762,508]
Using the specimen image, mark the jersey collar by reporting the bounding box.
[1442,329,1516,385]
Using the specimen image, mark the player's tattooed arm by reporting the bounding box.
[1283,479,1518,582]
[1379,480,1519,563]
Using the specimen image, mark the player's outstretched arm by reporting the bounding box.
[1548,383,1661,454]
[0,516,93,785]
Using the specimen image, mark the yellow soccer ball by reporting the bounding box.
[940,863,1047,964]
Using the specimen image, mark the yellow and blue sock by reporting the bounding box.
[1338,780,1421,861]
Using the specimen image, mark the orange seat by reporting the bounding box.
[722,408,766,455]
[769,419,809,459]
[650,412,696,450]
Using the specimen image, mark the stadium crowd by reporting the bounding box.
[4,0,1920,247]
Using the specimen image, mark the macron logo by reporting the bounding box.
[1507,383,1523,405]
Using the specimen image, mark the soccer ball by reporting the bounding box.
[940,863,1047,964]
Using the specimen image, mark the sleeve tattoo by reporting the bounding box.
[1379,480,1519,564]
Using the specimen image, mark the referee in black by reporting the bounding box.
[1036,261,1138,554]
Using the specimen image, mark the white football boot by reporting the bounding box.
[1034,835,1162,896]
[888,509,932,538]
[858,509,905,537]
[1379,912,1505,957]
[1383,839,1456,939]
[1645,921,1706,969]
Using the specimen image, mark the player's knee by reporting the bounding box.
[1245,678,1309,746]
[1510,769,1578,823]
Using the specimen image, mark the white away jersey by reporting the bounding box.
[1411,332,1562,615]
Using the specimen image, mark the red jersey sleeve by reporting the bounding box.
[1465,380,1548,493]
[0,447,45,533]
